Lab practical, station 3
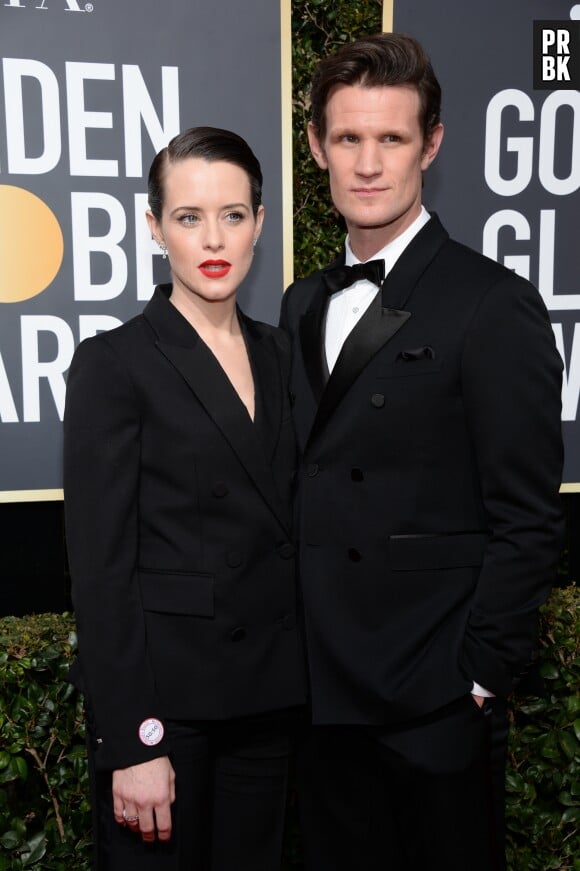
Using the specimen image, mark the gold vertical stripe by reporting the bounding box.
[0,489,63,503]
[382,0,394,32]
[280,0,294,288]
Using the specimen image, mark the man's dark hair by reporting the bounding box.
[310,33,442,142]
[148,126,263,221]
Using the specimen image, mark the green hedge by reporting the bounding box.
[0,587,578,869]
[504,585,580,870]
[0,615,89,869]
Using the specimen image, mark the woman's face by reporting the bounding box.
[147,157,264,308]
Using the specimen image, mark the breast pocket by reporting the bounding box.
[138,570,215,617]
[377,357,443,379]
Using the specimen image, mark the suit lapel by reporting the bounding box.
[304,215,449,448]
[379,212,449,311]
[144,287,290,533]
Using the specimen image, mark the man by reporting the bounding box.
[280,33,564,871]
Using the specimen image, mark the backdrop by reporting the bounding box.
[393,0,580,488]
[1,0,578,494]
[0,0,291,498]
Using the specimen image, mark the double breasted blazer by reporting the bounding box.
[280,214,564,727]
[64,284,306,771]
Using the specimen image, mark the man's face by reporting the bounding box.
[308,83,443,255]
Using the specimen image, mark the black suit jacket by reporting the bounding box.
[64,284,306,771]
[280,214,564,726]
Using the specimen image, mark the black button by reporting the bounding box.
[351,467,364,482]
[278,543,295,559]
[306,463,319,477]
[226,551,243,568]
[211,481,229,498]
[230,627,246,642]
[348,548,362,562]
[281,614,296,631]
[371,393,385,408]
[289,391,296,406]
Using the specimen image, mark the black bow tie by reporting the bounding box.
[323,259,385,295]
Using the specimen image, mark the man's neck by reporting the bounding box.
[346,207,430,264]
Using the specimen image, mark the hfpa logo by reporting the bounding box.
[3,0,94,11]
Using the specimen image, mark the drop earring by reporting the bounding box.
[157,240,167,259]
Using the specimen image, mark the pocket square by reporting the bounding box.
[398,345,436,361]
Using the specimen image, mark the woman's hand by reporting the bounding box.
[112,756,176,842]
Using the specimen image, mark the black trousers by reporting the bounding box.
[88,709,298,871]
[296,695,509,871]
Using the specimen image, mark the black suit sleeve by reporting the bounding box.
[64,336,170,771]
[278,284,292,333]
[459,274,564,696]
[279,279,309,336]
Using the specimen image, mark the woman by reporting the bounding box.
[64,127,306,870]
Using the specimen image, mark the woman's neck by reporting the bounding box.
[169,285,240,339]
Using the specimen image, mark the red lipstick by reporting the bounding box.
[199,260,231,279]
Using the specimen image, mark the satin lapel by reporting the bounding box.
[307,293,411,448]
[157,336,291,534]
[380,212,449,311]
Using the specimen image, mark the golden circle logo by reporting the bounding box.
[0,185,64,303]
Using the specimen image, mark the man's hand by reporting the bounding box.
[112,756,176,842]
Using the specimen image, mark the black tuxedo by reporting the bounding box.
[64,284,306,774]
[280,214,564,870]
[281,214,563,723]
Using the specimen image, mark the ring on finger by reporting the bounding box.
[122,810,140,823]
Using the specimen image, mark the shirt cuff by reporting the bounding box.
[471,682,495,698]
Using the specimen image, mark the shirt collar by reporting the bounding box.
[345,206,431,273]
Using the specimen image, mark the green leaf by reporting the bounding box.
[539,662,560,680]
[558,731,579,760]
[558,790,579,807]
[519,699,549,716]
[20,831,47,867]
[506,772,525,792]
[11,755,29,781]
[0,829,21,849]
[561,806,580,825]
